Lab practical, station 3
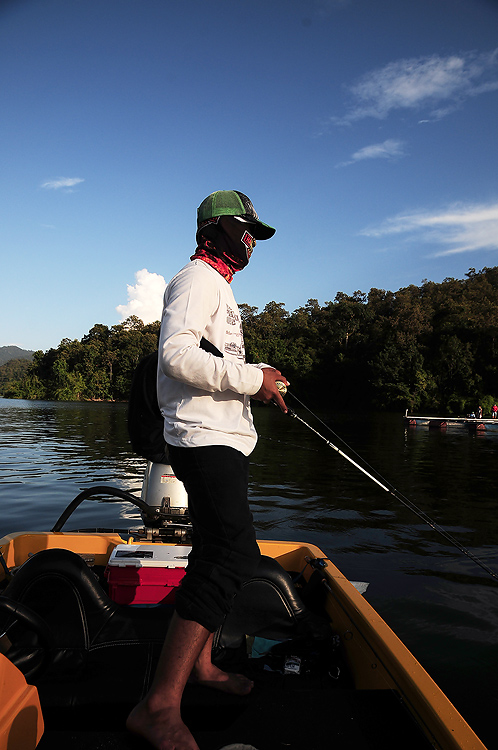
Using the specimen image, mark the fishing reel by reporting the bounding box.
[133,461,191,543]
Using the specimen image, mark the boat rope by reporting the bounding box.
[282,391,498,584]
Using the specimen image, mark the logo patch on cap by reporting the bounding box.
[198,216,220,230]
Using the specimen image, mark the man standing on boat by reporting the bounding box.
[127,190,289,750]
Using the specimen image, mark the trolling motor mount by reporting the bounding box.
[131,462,192,543]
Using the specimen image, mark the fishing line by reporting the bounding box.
[259,434,319,452]
[280,389,498,584]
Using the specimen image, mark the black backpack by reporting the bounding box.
[127,339,223,463]
[127,351,167,463]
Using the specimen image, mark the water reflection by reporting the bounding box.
[0,398,144,530]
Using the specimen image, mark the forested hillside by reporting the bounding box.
[1,318,160,403]
[2,267,497,414]
[0,346,33,366]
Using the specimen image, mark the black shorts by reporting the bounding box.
[167,443,261,632]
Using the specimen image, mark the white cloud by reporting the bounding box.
[41,177,85,190]
[361,202,498,257]
[116,268,166,324]
[336,138,405,167]
[334,49,498,124]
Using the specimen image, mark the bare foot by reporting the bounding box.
[126,698,199,750]
[192,663,254,696]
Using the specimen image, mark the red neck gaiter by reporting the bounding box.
[190,239,236,283]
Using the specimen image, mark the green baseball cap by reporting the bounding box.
[197,190,276,240]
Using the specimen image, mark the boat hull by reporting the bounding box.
[0,531,487,750]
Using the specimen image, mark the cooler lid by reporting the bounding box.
[107,544,190,568]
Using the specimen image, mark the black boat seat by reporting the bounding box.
[214,555,329,653]
[0,548,171,707]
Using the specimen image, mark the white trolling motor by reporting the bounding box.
[50,465,190,541]
[137,461,191,542]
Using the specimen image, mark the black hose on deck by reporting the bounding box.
[50,486,161,532]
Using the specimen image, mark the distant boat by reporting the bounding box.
[404,410,498,431]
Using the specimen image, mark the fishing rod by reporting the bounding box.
[274,382,498,584]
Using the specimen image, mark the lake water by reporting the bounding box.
[1,396,497,747]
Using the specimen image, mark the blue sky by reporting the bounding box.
[2,0,498,352]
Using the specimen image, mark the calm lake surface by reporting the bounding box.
[1,396,497,747]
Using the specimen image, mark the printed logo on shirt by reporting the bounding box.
[225,342,245,358]
[225,327,245,358]
[226,305,239,326]
[224,304,245,360]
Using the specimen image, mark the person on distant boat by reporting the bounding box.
[493,404,498,419]
[126,190,289,750]
[477,405,483,419]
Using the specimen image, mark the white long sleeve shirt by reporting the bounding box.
[157,259,264,456]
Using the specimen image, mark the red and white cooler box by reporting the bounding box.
[105,544,190,606]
